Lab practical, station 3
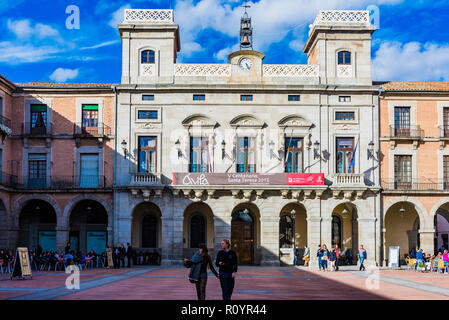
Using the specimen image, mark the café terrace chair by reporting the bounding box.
[407,259,416,271]
[437,260,446,274]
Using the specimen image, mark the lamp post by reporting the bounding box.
[291,209,296,265]
[367,140,375,160]
[313,141,320,159]
[221,140,226,159]
[399,205,405,218]
[121,140,128,159]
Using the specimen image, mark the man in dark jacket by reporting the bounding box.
[126,243,133,268]
[215,239,238,300]
[119,244,126,268]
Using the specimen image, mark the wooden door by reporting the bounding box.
[231,221,253,264]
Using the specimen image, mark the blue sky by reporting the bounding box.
[0,0,448,83]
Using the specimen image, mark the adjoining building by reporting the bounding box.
[114,9,381,266]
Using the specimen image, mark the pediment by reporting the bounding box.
[230,114,264,128]
[278,115,312,128]
[182,114,217,128]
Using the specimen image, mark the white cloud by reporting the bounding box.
[7,19,60,40]
[0,41,60,63]
[80,40,120,50]
[373,41,449,81]
[213,43,239,62]
[49,68,79,83]
[109,4,131,28]
[173,0,403,60]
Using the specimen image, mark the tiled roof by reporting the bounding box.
[376,81,449,92]
[16,82,116,88]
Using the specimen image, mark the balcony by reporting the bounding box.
[381,179,449,192]
[332,173,365,187]
[131,172,162,186]
[389,125,423,140]
[74,123,111,137]
[16,175,106,189]
[0,172,18,188]
[439,125,449,139]
[22,122,52,136]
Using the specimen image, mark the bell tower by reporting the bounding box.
[240,1,253,50]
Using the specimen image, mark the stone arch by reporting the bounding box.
[230,114,264,128]
[277,115,312,129]
[279,202,308,252]
[331,202,359,262]
[13,194,61,228]
[384,197,428,228]
[182,202,215,258]
[182,114,217,128]
[131,201,162,249]
[63,194,112,228]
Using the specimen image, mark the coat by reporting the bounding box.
[186,251,203,283]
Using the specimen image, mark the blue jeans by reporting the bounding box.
[321,260,328,270]
[219,273,235,300]
[318,257,322,270]
[359,258,365,270]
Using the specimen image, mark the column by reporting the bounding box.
[56,225,69,253]
[260,216,280,266]
[213,214,231,253]
[307,200,322,268]
[419,229,435,255]
[358,218,377,267]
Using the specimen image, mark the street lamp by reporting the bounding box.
[399,206,405,218]
[291,209,296,265]
[367,140,375,160]
[175,139,182,158]
[221,140,226,159]
[121,140,128,159]
[313,141,320,159]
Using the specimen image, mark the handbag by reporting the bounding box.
[184,260,192,268]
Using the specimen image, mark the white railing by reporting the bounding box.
[123,9,174,24]
[263,65,319,77]
[131,173,162,185]
[174,64,231,77]
[333,174,364,186]
[312,10,370,27]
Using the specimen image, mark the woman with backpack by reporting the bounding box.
[184,244,219,300]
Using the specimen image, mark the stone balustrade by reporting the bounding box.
[123,9,174,24]
[332,173,365,186]
[312,10,370,27]
[174,64,231,77]
[263,64,319,77]
[131,173,162,186]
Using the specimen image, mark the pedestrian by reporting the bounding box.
[317,245,322,271]
[345,249,351,265]
[126,242,133,268]
[443,249,449,273]
[321,244,329,271]
[65,242,71,255]
[358,245,367,271]
[335,245,341,271]
[113,244,120,269]
[302,245,310,267]
[184,244,219,300]
[410,247,417,259]
[294,246,300,266]
[119,244,126,267]
[329,247,337,271]
[216,239,238,300]
[416,248,424,271]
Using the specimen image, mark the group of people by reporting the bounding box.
[111,243,161,269]
[0,249,14,273]
[184,239,238,301]
[315,244,367,271]
[406,247,449,273]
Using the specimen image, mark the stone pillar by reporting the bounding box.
[358,218,377,267]
[260,216,280,266]
[56,225,69,253]
[117,217,132,245]
[321,217,332,249]
[161,215,173,265]
[419,229,435,255]
[107,226,113,248]
[161,207,183,265]
[307,206,322,269]
[213,214,231,253]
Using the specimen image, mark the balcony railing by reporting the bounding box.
[0,115,11,129]
[22,122,52,136]
[131,172,162,186]
[332,173,365,187]
[74,123,111,136]
[389,125,423,139]
[439,125,449,138]
[0,172,18,188]
[16,175,106,189]
[381,179,449,191]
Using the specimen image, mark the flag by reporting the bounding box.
[284,135,293,169]
[349,140,358,170]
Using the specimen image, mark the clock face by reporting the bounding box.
[239,57,253,71]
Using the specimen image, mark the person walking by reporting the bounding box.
[119,244,126,268]
[335,245,341,271]
[126,242,133,268]
[64,242,71,255]
[329,247,337,271]
[416,248,424,271]
[184,244,219,300]
[321,244,329,271]
[317,245,322,271]
[216,239,238,300]
[358,245,367,271]
[294,246,300,266]
[302,245,310,267]
[113,244,120,269]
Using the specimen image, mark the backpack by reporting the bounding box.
[363,250,367,259]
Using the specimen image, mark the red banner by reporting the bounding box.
[286,173,324,185]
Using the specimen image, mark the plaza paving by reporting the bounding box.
[1,266,449,300]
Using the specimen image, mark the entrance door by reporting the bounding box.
[231,209,254,264]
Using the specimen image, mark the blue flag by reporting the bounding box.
[349,141,358,170]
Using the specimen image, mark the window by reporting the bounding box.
[338,51,351,65]
[288,95,300,102]
[142,214,157,248]
[82,105,99,134]
[285,137,303,173]
[193,95,205,101]
[80,154,99,188]
[279,215,293,248]
[30,104,47,135]
[28,154,46,188]
[0,96,3,117]
[443,108,449,137]
[444,156,449,189]
[138,110,158,120]
[335,111,355,121]
[142,95,154,101]
[190,137,209,173]
[240,95,253,101]
[339,96,351,102]
[336,137,354,174]
[331,215,342,249]
[394,155,412,189]
[394,107,411,137]
[141,50,155,64]
[138,137,157,173]
[190,214,206,248]
[237,137,256,173]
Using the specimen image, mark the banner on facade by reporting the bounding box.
[106,248,113,268]
[172,172,325,186]
[11,247,32,280]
